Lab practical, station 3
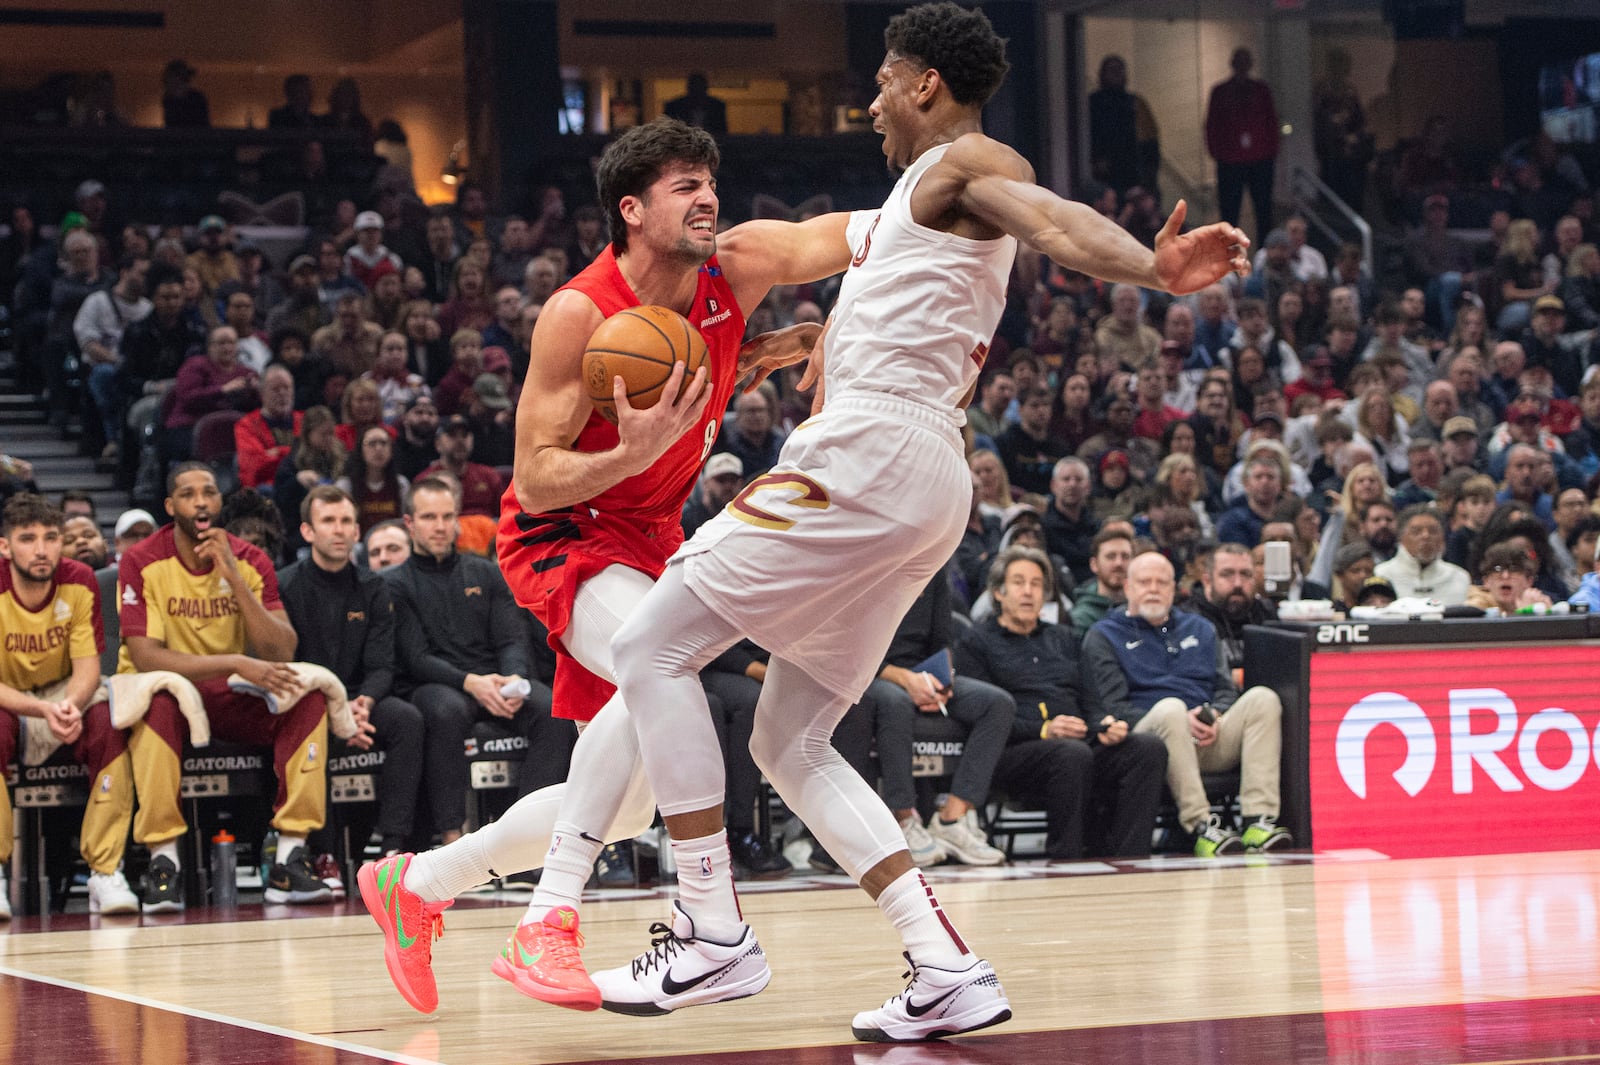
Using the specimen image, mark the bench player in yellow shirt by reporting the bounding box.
[119,463,332,911]
[0,494,148,916]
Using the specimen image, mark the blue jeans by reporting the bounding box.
[86,362,122,445]
[1496,299,1532,335]
[1426,272,1463,333]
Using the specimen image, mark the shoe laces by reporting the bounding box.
[538,918,587,966]
[629,921,687,978]
[880,953,936,1009]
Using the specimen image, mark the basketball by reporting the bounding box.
[583,305,709,425]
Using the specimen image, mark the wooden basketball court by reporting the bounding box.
[2,848,1598,1064]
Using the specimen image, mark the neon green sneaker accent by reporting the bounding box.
[382,855,419,949]
[1192,814,1244,857]
[1241,817,1293,852]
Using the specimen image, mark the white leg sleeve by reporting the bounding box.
[468,565,663,877]
[611,563,743,818]
[749,657,907,882]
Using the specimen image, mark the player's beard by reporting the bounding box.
[671,233,715,266]
[172,510,211,543]
[11,557,55,589]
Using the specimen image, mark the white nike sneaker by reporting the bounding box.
[88,869,141,915]
[592,900,771,1016]
[851,953,1011,1042]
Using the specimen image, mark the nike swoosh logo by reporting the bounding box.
[1124,640,1142,650]
[380,858,418,949]
[661,957,741,997]
[905,986,961,1018]
[518,941,543,966]
[578,831,604,845]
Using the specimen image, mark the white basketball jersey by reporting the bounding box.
[823,142,1018,414]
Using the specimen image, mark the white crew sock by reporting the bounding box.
[876,869,974,969]
[523,822,604,925]
[669,830,743,943]
[276,834,306,861]
[403,832,493,903]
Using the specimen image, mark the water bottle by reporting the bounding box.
[259,829,278,881]
[212,830,238,908]
[500,677,532,699]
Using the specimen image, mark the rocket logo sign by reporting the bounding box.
[1335,692,1437,798]
[1308,646,1600,858]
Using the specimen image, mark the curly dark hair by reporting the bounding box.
[219,487,286,565]
[884,2,1010,107]
[595,118,720,255]
[2,493,61,536]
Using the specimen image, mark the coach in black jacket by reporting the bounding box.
[384,477,569,841]
[954,544,1166,859]
[280,485,425,856]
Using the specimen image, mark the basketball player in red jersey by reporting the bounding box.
[358,119,856,1014]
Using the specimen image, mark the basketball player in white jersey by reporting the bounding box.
[601,2,1251,1041]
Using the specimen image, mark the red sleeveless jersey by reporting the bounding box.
[497,245,745,720]
[564,246,744,526]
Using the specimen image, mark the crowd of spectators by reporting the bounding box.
[6,45,1600,904]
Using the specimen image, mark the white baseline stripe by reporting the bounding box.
[0,962,442,1065]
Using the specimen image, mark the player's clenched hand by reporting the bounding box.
[195,527,242,581]
[737,323,822,393]
[1152,200,1251,295]
[612,360,714,474]
[45,700,83,744]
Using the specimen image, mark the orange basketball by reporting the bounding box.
[583,305,710,425]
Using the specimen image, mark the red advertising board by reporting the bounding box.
[1308,644,1600,857]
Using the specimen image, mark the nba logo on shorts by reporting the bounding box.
[700,856,714,879]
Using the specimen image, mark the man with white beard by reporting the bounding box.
[1081,551,1291,857]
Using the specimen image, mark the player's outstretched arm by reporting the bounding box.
[952,139,1249,295]
[718,213,854,315]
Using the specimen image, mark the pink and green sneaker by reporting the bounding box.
[490,905,601,1011]
[357,854,453,1013]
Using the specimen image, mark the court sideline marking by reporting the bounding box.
[0,962,441,1065]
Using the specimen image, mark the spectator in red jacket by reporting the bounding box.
[234,364,302,490]
[1205,47,1280,239]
